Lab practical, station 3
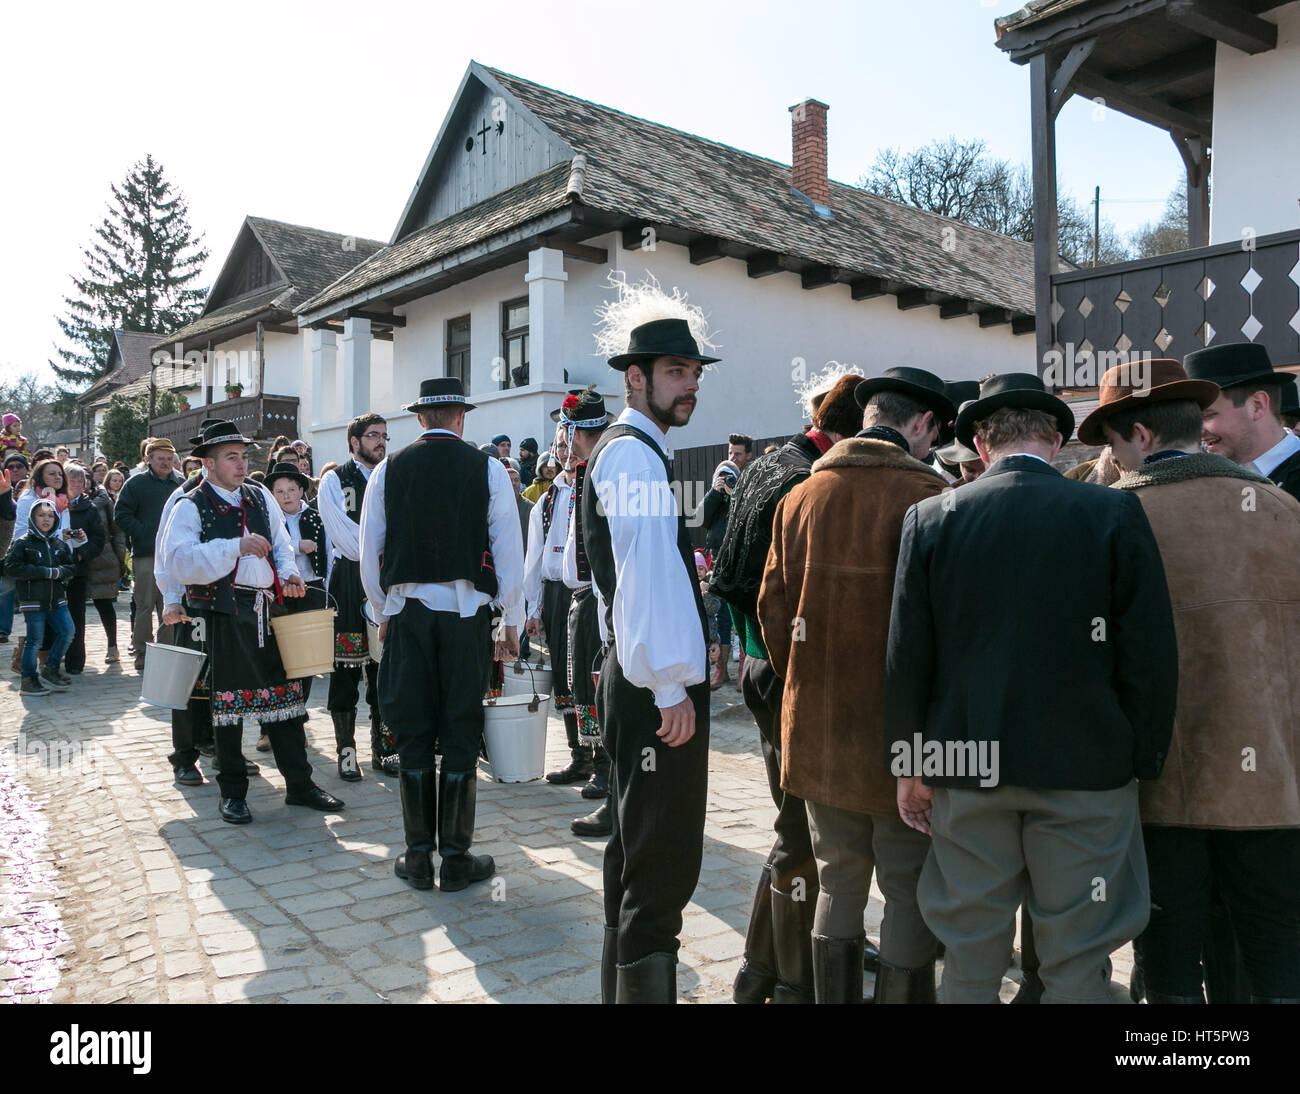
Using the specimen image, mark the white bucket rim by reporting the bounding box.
[484,693,550,709]
[145,641,206,659]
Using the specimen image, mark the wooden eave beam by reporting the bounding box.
[896,288,932,310]
[800,264,837,290]
[343,309,407,328]
[1071,69,1211,136]
[939,298,976,320]
[1167,0,1277,55]
[850,277,886,300]
[978,308,1013,328]
[688,236,726,264]
[1011,315,1037,335]
[746,252,783,278]
[1050,38,1097,118]
[537,236,609,264]
[1107,41,1216,94]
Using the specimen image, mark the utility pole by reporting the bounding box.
[1093,185,1100,267]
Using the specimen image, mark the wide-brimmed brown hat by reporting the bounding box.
[1077,359,1219,447]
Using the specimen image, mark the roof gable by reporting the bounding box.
[391,62,575,243]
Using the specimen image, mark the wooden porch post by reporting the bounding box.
[1172,132,1210,248]
[1030,52,1059,375]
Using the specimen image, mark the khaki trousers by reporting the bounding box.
[131,554,164,662]
[919,782,1148,1003]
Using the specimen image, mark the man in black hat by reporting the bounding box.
[886,373,1178,1003]
[712,371,865,1004]
[158,420,344,823]
[318,412,396,779]
[552,391,616,837]
[1184,343,1300,500]
[158,419,280,785]
[360,378,524,892]
[517,437,539,488]
[579,316,716,1003]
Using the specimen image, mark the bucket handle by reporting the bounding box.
[499,657,544,708]
[297,582,338,614]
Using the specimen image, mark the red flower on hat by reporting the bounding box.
[563,395,579,411]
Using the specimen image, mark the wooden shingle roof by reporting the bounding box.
[298,62,1035,323]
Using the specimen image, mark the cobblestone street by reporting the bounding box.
[0,605,1127,1003]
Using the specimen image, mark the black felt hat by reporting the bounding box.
[187,417,228,447]
[954,373,1075,448]
[607,318,721,371]
[550,388,614,426]
[1183,342,1281,392]
[854,366,957,426]
[1282,376,1299,418]
[404,377,476,414]
[265,461,310,491]
[191,419,255,457]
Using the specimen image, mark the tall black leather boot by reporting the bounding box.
[616,953,676,1004]
[770,886,815,1003]
[582,742,610,799]
[812,935,865,1004]
[370,715,400,776]
[394,768,436,890]
[546,714,593,784]
[601,926,618,1005]
[733,863,778,1004]
[438,769,495,892]
[332,711,362,781]
[873,959,937,1004]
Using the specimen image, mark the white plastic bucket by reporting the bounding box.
[140,642,206,710]
[270,607,336,677]
[501,660,552,697]
[482,692,550,782]
[363,602,383,663]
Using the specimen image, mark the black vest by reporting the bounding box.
[379,434,497,596]
[541,481,559,540]
[334,459,368,525]
[184,482,276,614]
[579,423,707,645]
[296,504,328,580]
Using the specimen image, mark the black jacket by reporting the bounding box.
[700,486,731,553]
[114,467,182,557]
[1267,448,1300,502]
[66,493,106,579]
[4,521,76,612]
[884,455,1178,791]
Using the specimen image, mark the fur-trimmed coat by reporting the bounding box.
[1115,453,1300,829]
[758,438,946,815]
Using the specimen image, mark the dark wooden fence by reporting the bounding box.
[673,435,795,548]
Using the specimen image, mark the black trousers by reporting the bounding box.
[328,656,378,715]
[44,577,114,672]
[378,599,493,771]
[169,698,214,769]
[213,717,313,801]
[599,643,710,964]
[1135,825,1300,999]
[741,655,817,896]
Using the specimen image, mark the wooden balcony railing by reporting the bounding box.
[149,394,300,452]
[1050,228,1300,371]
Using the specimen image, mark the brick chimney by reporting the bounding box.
[789,99,830,212]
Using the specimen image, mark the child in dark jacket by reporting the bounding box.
[3,500,78,696]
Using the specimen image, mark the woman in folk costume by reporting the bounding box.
[577,274,717,1002]
[158,420,344,825]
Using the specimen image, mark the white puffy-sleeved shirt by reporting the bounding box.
[587,407,707,709]
[159,479,300,591]
[523,475,573,620]
[358,429,526,630]
[318,460,370,563]
[154,474,284,605]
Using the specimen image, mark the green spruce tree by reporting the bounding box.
[52,154,209,393]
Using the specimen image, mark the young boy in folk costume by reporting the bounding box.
[318,413,398,777]
[267,460,332,715]
[158,420,343,825]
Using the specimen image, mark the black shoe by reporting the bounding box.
[220,798,252,824]
[873,959,936,1004]
[374,752,400,776]
[395,768,437,890]
[337,746,362,781]
[571,800,612,837]
[173,764,203,787]
[285,784,345,812]
[616,953,676,1004]
[438,769,494,891]
[580,768,609,800]
[546,754,594,785]
[812,935,865,1004]
[196,743,215,758]
[863,937,881,973]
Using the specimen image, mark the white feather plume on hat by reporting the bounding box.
[593,271,719,364]
[794,361,865,420]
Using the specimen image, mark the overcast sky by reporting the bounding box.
[0,0,1187,386]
